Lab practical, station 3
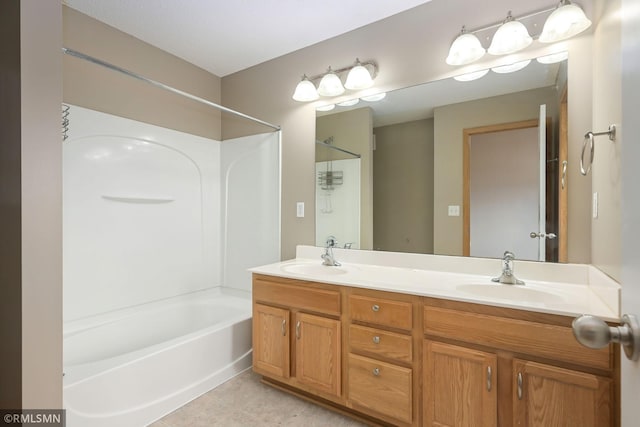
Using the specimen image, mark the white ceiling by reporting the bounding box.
[63,0,433,77]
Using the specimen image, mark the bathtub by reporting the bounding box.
[63,289,252,427]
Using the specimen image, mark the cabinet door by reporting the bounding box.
[424,340,497,427]
[295,312,341,397]
[513,359,612,427]
[253,303,290,378]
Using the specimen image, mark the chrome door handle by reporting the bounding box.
[372,304,380,312]
[281,319,286,336]
[572,314,640,361]
[372,368,380,376]
[372,336,380,344]
[561,160,568,189]
[530,232,557,240]
[487,366,492,391]
[295,320,301,339]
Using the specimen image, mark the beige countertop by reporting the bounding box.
[250,246,620,322]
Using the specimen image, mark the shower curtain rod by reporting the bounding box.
[315,140,361,158]
[62,47,281,131]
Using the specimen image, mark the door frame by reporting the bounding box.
[463,119,543,257]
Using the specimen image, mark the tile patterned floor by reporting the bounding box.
[149,370,367,427]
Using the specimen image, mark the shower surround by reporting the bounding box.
[62,105,280,427]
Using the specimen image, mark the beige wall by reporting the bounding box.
[433,87,560,257]
[316,108,373,248]
[591,0,622,280]
[63,6,222,140]
[222,0,601,260]
[21,0,63,408]
[373,119,434,253]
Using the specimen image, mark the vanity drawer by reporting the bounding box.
[348,353,412,424]
[349,294,412,330]
[253,276,340,316]
[423,306,612,371]
[349,324,412,363]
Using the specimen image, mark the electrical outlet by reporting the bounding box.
[296,202,305,218]
[448,205,460,217]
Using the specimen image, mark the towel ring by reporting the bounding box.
[580,124,616,176]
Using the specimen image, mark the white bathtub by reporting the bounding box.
[63,289,252,427]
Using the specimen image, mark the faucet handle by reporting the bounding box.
[503,251,515,260]
[326,236,338,248]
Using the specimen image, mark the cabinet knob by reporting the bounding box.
[372,368,380,376]
[372,336,380,344]
[372,304,380,312]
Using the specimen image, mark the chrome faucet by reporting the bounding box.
[321,236,341,266]
[492,251,524,285]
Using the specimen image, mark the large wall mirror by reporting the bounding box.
[316,55,569,263]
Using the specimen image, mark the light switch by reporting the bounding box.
[592,192,598,219]
[296,202,305,218]
[448,205,460,217]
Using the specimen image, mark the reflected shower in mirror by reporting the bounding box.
[316,54,569,262]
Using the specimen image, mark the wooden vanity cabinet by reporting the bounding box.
[423,298,618,427]
[346,289,421,426]
[423,340,497,427]
[252,274,618,427]
[252,275,342,400]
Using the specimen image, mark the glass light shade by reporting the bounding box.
[337,98,360,107]
[539,2,591,43]
[361,92,387,102]
[454,69,489,81]
[292,76,318,102]
[316,104,335,112]
[446,32,486,65]
[536,51,569,64]
[488,20,532,55]
[491,59,531,74]
[317,68,345,97]
[344,62,374,90]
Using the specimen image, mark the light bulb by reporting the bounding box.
[317,67,345,97]
[488,12,532,56]
[292,75,318,102]
[345,59,374,90]
[446,28,486,65]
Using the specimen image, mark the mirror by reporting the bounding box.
[316,55,568,262]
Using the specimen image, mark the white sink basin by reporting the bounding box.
[456,283,565,304]
[280,263,352,276]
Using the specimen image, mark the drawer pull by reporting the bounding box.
[517,372,523,400]
[296,320,301,339]
[486,366,492,391]
[372,367,380,376]
[372,304,380,312]
[281,319,286,336]
[372,336,380,344]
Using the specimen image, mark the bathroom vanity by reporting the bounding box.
[250,246,620,426]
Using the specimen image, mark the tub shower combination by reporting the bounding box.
[62,75,280,425]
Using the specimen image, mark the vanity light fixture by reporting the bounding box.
[316,104,336,112]
[453,69,490,82]
[491,59,532,74]
[536,51,569,64]
[539,0,591,43]
[292,59,378,102]
[361,92,387,102]
[344,59,374,90]
[317,67,345,97]
[488,11,532,56]
[336,98,360,107]
[446,2,590,67]
[446,26,486,66]
[292,75,319,102]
